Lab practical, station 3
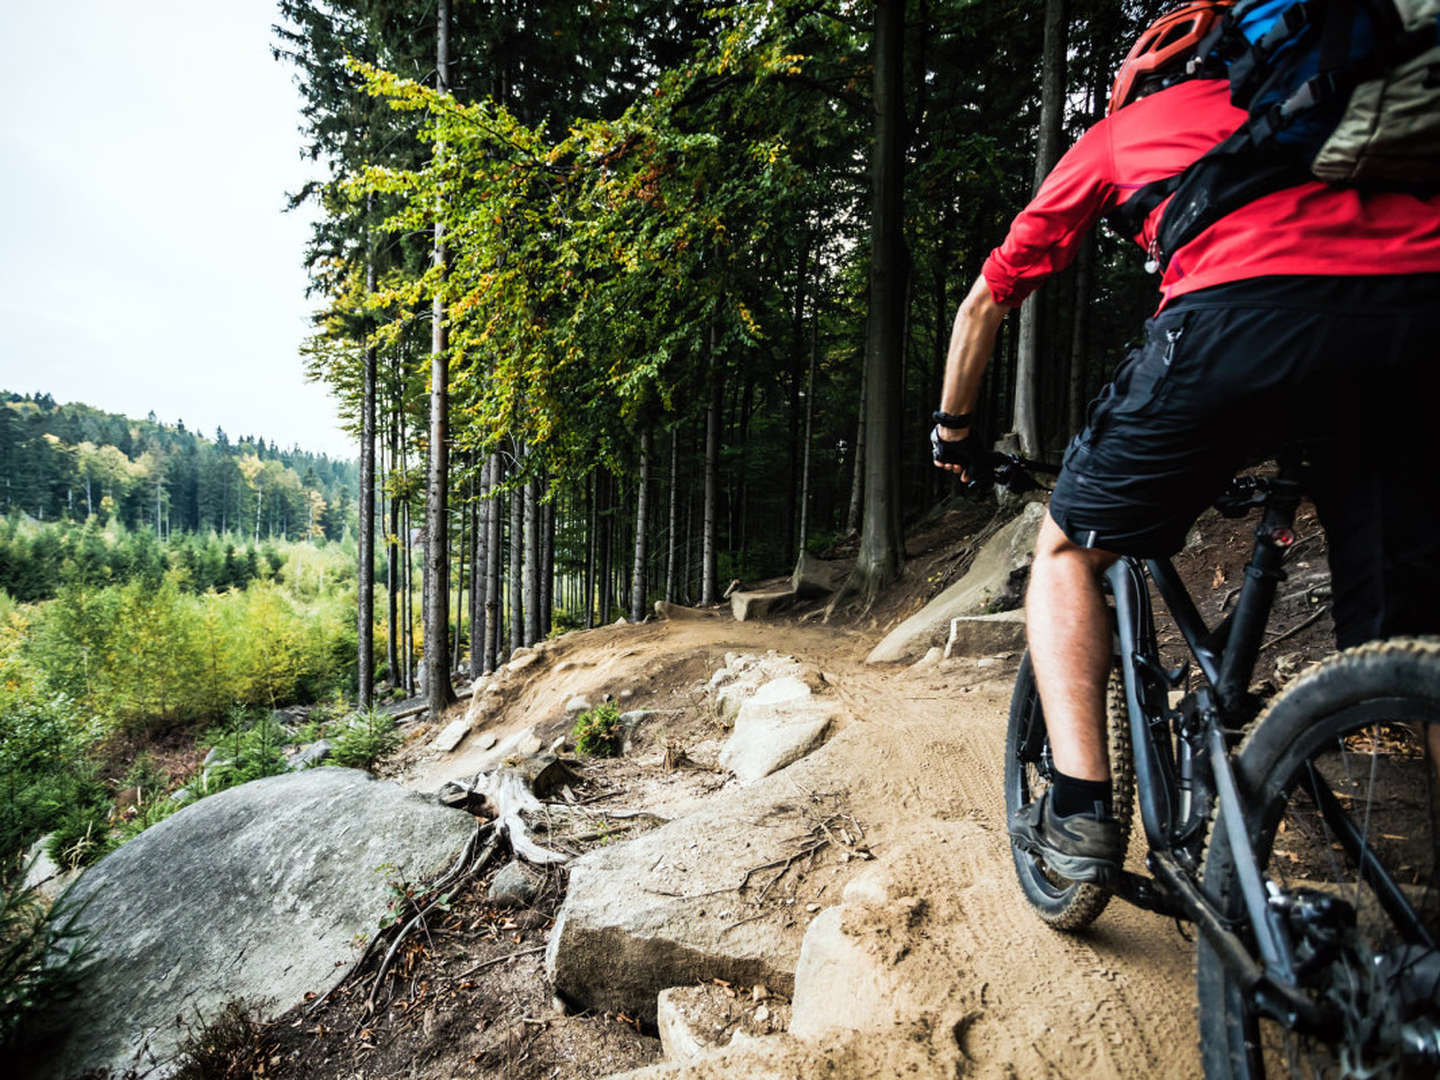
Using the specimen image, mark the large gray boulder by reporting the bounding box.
[866,500,1046,664]
[29,768,475,1080]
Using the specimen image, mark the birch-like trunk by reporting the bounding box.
[664,430,678,602]
[701,322,721,605]
[423,0,456,719]
[630,430,651,621]
[523,471,540,646]
[509,443,524,655]
[357,216,377,709]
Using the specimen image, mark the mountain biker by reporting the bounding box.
[932,0,1440,884]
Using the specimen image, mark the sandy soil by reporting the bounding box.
[253,494,1342,1080]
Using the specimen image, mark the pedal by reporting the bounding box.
[1111,871,1184,917]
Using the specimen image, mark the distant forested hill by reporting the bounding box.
[0,391,356,539]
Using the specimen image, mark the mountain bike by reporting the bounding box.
[995,449,1440,1078]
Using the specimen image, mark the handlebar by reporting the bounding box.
[980,452,1059,495]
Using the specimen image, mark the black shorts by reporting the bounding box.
[1048,273,1440,648]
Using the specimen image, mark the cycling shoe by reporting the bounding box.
[1009,791,1123,884]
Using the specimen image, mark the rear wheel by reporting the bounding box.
[1197,638,1440,1078]
[1004,650,1134,930]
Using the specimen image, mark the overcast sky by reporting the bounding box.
[0,1,353,460]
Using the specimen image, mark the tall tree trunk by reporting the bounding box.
[701,321,721,605]
[453,475,467,673]
[665,430,679,602]
[585,471,596,628]
[852,0,907,598]
[541,490,554,637]
[1011,0,1068,457]
[357,218,377,709]
[797,316,818,558]
[846,353,867,536]
[484,453,502,673]
[386,405,399,686]
[423,0,456,719]
[630,430,651,621]
[470,455,486,679]
[509,442,524,654]
[523,470,540,646]
[599,471,614,622]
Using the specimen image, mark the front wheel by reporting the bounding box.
[1197,638,1440,1078]
[1004,650,1134,930]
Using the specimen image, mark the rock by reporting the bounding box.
[614,616,630,627]
[546,788,827,1024]
[791,554,846,599]
[169,787,196,804]
[619,710,649,754]
[202,746,227,767]
[566,695,593,714]
[20,835,79,906]
[510,646,535,662]
[654,601,718,621]
[288,739,333,771]
[465,686,505,726]
[866,500,1046,664]
[548,735,567,754]
[976,657,999,669]
[719,697,839,782]
[711,655,815,722]
[944,610,1028,658]
[508,651,541,673]
[475,732,498,751]
[656,984,788,1062]
[731,588,796,622]
[750,677,812,707]
[432,719,472,753]
[910,647,943,672]
[28,769,475,1080]
[618,688,634,701]
[488,860,541,907]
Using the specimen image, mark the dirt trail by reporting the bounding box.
[399,615,1199,1077]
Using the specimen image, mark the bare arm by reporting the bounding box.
[934,275,1010,477]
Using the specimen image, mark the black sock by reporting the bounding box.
[1051,769,1112,818]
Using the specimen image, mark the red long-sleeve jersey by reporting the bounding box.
[981,79,1440,311]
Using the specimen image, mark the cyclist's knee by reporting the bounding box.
[1034,513,1117,576]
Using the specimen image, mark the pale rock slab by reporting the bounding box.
[866,500,1045,664]
[944,610,1028,658]
[730,589,796,622]
[432,719,472,753]
[720,697,838,782]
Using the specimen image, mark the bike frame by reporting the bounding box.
[1101,458,1342,1029]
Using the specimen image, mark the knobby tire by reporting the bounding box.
[1004,650,1134,931]
[1197,637,1440,1078]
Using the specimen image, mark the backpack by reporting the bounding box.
[1110,0,1440,273]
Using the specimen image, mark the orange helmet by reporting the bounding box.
[1107,1,1233,115]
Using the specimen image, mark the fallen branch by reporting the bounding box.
[1261,603,1332,652]
[452,944,547,981]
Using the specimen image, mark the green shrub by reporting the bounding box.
[0,867,96,1052]
[329,709,400,773]
[573,703,623,757]
[201,710,288,794]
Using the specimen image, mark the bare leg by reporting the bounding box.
[1026,513,1118,783]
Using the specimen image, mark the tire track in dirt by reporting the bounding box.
[826,663,1198,1078]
